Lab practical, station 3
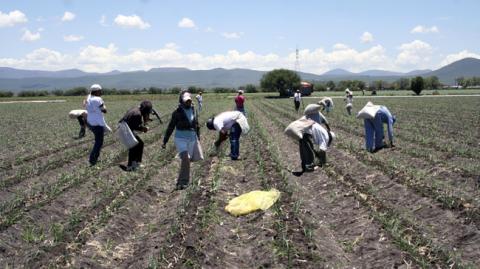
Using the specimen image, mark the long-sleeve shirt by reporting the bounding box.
[120,107,145,132]
[163,105,199,144]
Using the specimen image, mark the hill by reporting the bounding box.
[0,58,479,92]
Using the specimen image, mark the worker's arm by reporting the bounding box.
[387,117,394,147]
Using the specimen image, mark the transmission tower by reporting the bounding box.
[294,46,300,74]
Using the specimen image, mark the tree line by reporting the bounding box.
[1,73,479,98]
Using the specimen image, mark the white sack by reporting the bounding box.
[356,101,381,119]
[115,121,138,149]
[304,104,321,115]
[68,109,87,119]
[235,113,250,135]
[284,118,315,141]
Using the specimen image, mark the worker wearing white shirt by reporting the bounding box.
[293,89,302,112]
[85,84,107,166]
[206,111,249,160]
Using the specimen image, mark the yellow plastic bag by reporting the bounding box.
[225,189,280,216]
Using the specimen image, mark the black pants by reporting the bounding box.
[299,133,315,172]
[128,135,144,166]
[299,134,326,172]
[89,125,104,165]
[294,100,300,111]
[77,116,86,137]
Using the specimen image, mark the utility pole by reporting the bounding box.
[294,46,300,74]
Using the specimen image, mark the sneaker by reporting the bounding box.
[119,164,136,172]
[175,184,187,190]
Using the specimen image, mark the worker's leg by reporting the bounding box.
[89,125,104,165]
[299,134,315,172]
[229,123,242,160]
[128,135,144,167]
[177,151,190,189]
[77,116,86,137]
[315,149,327,166]
[373,115,385,150]
[364,119,375,152]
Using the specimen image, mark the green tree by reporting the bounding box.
[326,80,336,91]
[244,84,258,93]
[410,76,425,95]
[260,69,301,96]
[424,76,441,90]
[394,78,410,90]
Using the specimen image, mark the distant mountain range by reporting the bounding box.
[0,57,479,92]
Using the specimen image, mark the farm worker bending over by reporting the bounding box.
[196,91,203,112]
[68,109,87,138]
[119,100,154,171]
[318,97,334,113]
[85,84,110,166]
[303,103,331,132]
[235,90,246,115]
[162,92,202,190]
[357,102,396,152]
[206,111,250,160]
[344,89,353,115]
[285,118,335,172]
[293,89,302,112]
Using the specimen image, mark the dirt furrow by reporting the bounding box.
[256,99,479,267]
[252,102,410,268]
[0,131,173,267]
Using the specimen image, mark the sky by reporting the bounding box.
[0,0,479,74]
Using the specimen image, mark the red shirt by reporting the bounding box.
[235,95,245,108]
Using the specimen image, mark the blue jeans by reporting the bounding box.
[229,123,242,160]
[364,116,384,152]
[236,107,246,116]
[89,125,104,165]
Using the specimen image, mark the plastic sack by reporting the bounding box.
[115,121,138,149]
[68,109,87,119]
[304,104,321,115]
[356,101,381,119]
[284,118,315,141]
[235,113,250,135]
[191,139,204,162]
[225,189,280,216]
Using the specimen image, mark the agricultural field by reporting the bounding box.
[0,93,479,268]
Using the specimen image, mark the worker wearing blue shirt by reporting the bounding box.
[364,106,396,152]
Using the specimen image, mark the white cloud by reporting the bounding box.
[411,25,439,34]
[64,35,84,42]
[178,17,195,28]
[61,11,75,22]
[0,42,452,74]
[333,43,349,50]
[361,32,373,43]
[0,10,28,27]
[21,29,41,42]
[222,32,243,39]
[114,14,150,29]
[395,40,433,67]
[204,27,214,32]
[440,50,480,66]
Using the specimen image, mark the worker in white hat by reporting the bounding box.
[85,84,108,166]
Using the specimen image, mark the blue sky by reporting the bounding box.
[1,0,479,74]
